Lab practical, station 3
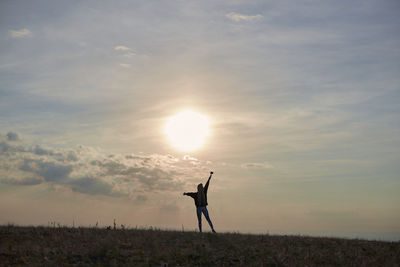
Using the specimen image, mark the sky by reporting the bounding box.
[1,0,399,241]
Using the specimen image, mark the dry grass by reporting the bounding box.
[0,225,399,266]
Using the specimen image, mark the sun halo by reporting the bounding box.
[164,110,210,152]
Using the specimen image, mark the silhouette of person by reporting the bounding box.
[183,171,216,233]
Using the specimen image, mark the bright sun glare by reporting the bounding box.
[165,110,210,151]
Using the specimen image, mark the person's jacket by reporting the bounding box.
[186,177,211,207]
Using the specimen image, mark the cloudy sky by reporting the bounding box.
[1,0,399,240]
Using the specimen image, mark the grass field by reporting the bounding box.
[0,225,399,266]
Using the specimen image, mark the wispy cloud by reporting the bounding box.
[9,28,32,38]
[226,12,263,22]
[183,155,197,161]
[114,45,132,51]
[123,52,136,58]
[241,162,273,169]
[115,45,135,66]
[119,63,131,68]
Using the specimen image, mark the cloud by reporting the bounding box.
[0,142,10,153]
[32,160,72,182]
[183,155,199,166]
[183,155,197,161]
[9,28,32,38]
[69,177,116,196]
[6,132,19,141]
[114,45,132,51]
[226,12,263,22]
[123,52,136,58]
[1,176,43,186]
[0,138,213,200]
[31,145,54,156]
[0,141,25,153]
[241,162,273,169]
[15,157,120,196]
[119,63,131,68]
[115,45,136,64]
[65,151,79,162]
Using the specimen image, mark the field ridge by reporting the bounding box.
[1,225,399,266]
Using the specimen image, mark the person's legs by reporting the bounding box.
[196,207,202,232]
[201,207,215,232]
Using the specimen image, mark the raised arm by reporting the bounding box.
[204,171,213,193]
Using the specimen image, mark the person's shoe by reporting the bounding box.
[212,229,216,233]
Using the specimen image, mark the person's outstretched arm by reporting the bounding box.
[204,171,213,193]
[183,192,197,199]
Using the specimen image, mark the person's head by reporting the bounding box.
[197,183,203,192]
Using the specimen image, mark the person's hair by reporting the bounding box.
[197,183,206,206]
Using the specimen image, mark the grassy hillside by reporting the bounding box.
[0,225,399,266]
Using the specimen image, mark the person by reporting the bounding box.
[183,171,216,233]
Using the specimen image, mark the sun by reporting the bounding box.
[165,110,210,151]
